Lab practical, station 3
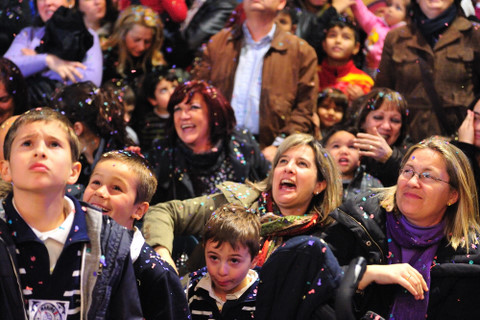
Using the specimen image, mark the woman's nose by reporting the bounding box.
[284,161,295,173]
[380,120,392,130]
[180,109,191,119]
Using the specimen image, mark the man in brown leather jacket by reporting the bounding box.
[192,0,318,161]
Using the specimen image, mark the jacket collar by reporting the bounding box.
[399,16,475,52]
[229,22,289,53]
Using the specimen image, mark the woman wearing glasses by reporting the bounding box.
[324,137,480,319]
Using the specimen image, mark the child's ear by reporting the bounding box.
[73,122,85,137]
[147,97,158,107]
[352,41,361,56]
[67,161,82,185]
[0,160,12,183]
[132,202,149,221]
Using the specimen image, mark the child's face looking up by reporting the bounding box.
[205,240,256,301]
[325,130,360,180]
[322,26,359,65]
[83,160,148,229]
[148,79,177,116]
[1,121,81,193]
[384,0,407,27]
[318,99,344,129]
[275,11,294,33]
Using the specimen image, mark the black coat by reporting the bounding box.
[146,129,270,203]
[324,192,480,319]
[162,0,237,68]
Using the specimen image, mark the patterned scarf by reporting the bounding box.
[256,191,320,266]
[386,212,445,319]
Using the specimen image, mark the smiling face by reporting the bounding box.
[362,102,402,145]
[205,240,255,300]
[325,130,360,180]
[322,26,360,65]
[416,0,455,19]
[272,145,327,216]
[37,0,72,22]
[83,159,147,229]
[173,93,211,153]
[384,0,407,26]
[396,148,458,227]
[1,120,81,193]
[124,24,154,58]
[317,99,344,129]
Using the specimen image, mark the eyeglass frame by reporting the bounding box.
[398,168,451,185]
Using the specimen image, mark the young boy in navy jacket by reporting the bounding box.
[83,150,190,320]
[0,108,142,319]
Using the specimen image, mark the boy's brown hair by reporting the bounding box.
[203,204,261,260]
[96,150,158,204]
[3,108,80,162]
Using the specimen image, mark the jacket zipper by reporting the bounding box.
[338,208,386,263]
[0,237,29,320]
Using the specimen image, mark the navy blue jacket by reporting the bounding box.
[0,194,143,319]
[255,235,343,320]
[134,242,190,320]
[188,267,258,320]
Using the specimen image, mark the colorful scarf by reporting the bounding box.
[256,191,320,266]
[386,212,445,319]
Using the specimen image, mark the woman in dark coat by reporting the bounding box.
[350,88,412,186]
[146,80,271,204]
[324,137,480,319]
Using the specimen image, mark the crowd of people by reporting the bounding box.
[2,0,480,319]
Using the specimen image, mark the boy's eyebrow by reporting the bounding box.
[474,111,480,117]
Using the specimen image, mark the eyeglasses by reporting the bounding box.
[399,168,450,185]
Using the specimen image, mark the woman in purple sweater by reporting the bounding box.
[4,0,102,103]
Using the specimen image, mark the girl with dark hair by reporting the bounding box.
[146,80,270,204]
[50,81,133,187]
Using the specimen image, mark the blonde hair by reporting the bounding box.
[250,133,342,224]
[103,5,165,77]
[378,137,480,251]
